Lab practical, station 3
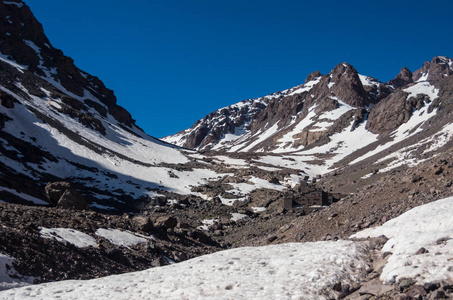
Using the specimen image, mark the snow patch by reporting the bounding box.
[3,1,24,8]
[0,241,370,299]
[352,197,453,284]
[404,81,439,101]
[40,228,98,248]
[95,229,149,248]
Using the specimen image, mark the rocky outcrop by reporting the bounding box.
[365,90,425,134]
[328,63,372,107]
[0,0,136,128]
[0,203,220,285]
[388,67,413,88]
[413,56,453,82]
[45,182,87,210]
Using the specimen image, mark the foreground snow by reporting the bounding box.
[352,196,453,284]
[0,241,370,300]
[2,197,453,299]
[0,254,33,291]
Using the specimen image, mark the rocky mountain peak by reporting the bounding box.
[388,67,413,88]
[326,62,372,107]
[413,56,453,82]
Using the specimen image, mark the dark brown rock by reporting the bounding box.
[428,289,447,299]
[57,188,87,210]
[132,216,153,232]
[388,67,414,88]
[45,182,73,205]
[154,216,178,229]
[405,285,427,299]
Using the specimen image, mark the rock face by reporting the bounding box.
[164,56,453,154]
[45,182,87,210]
[0,0,135,127]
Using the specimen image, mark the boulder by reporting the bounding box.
[132,216,153,232]
[154,216,178,229]
[57,188,87,210]
[45,181,73,205]
[405,285,427,299]
[45,181,87,210]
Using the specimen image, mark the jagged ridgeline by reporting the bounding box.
[164,57,453,154]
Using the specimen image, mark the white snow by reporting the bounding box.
[230,213,250,222]
[210,126,248,151]
[423,122,453,154]
[0,53,26,73]
[276,105,317,149]
[275,100,354,152]
[253,165,281,172]
[95,229,148,248]
[40,228,98,248]
[317,99,354,122]
[240,123,280,152]
[0,83,229,199]
[198,219,219,231]
[227,176,286,199]
[352,196,453,284]
[213,156,248,166]
[0,241,370,300]
[4,197,453,298]
[252,206,266,212]
[358,74,379,86]
[404,81,439,100]
[3,1,24,8]
[288,77,321,96]
[351,102,437,165]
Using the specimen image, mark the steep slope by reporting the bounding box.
[0,0,227,211]
[163,64,391,152]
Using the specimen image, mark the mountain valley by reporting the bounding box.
[1,1,453,299]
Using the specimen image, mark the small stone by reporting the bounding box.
[429,289,447,299]
[398,278,417,291]
[267,235,278,243]
[416,247,429,255]
[132,216,153,232]
[423,282,440,292]
[406,285,427,299]
[332,282,342,292]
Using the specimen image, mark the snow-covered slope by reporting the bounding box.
[352,196,453,285]
[0,0,231,210]
[2,196,453,299]
[165,56,453,180]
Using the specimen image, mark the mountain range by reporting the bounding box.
[1,0,453,299]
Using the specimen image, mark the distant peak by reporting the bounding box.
[412,56,453,82]
[387,67,413,89]
[331,62,358,76]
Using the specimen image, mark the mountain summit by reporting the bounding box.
[164,56,453,164]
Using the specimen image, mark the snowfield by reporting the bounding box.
[0,241,370,300]
[2,196,453,299]
[351,196,453,285]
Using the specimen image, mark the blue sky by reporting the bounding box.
[26,0,452,138]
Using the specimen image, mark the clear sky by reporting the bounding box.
[26,0,452,138]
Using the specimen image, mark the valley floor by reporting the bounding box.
[1,196,453,299]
